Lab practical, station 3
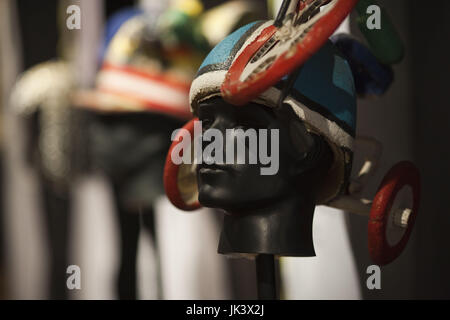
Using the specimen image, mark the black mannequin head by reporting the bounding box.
[194,97,334,256]
[173,33,357,256]
[196,97,333,213]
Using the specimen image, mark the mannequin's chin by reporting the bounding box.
[198,184,231,209]
[198,183,279,212]
[197,184,250,211]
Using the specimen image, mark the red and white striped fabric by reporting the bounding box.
[77,63,192,119]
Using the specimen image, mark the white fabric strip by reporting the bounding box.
[189,70,227,110]
[230,20,274,66]
[98,69,189,111]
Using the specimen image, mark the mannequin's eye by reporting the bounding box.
[234,124,247,130]
[235,122,264,131]
[237,112,268,130]
[201,118,213,129]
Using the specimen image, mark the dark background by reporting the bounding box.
[347,0,450,299]
[3,0,450,299]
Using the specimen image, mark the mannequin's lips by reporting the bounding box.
[198,163,234,174]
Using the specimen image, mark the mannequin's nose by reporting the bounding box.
[209,116,231,132]
[202,117,235,163]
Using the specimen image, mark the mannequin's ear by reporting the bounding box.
[273,103,317,176]
[275,103,316,161]
[289,132,332,178]
[289,119,315,160]
[163,118,202,211]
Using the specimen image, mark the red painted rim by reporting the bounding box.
[163,118,201,211]
[97,87,193,119]
[102,63,192,92]
[368,161,421,266]
[221,0,358,106]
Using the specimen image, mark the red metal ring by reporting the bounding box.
[368,161,421,265]
[221,0,359,106]
[163,118,201,211]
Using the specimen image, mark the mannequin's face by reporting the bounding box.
[196,98,306,211]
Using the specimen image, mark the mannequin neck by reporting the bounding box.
[228,188,316,219]
[218,189,318,257]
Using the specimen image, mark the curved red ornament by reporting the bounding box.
[221,0,359,106]
[163,118,201,211]
[368,161,421,266]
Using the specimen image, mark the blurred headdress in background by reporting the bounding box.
[73,0,263,118]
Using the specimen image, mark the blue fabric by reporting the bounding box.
[331,34,393,96]
[99,8,144,63]
[196,24,357,133]
[199,22,259,69]
[333,55,355,96]
[292,42,356,132]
